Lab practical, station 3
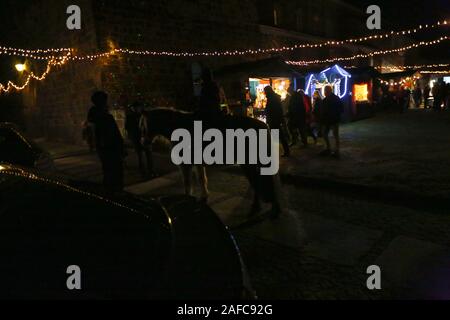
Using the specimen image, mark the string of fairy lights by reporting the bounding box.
[286,36,449,66]
[0,18,449,94]
[1,18,448,61]
[342,63,450,72]
[0,52,71,94]
[378,75,422,86]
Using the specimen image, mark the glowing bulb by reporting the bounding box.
[15,64,26,72]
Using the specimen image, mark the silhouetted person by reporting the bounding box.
[264,86,290,157]
[299,90,317,146]
[312,90,323,138]
[286,88,304,147]
[88,91,125,193]
[320,86,344,158]
[396,88,408,114]
[198,68,222,128]
[413,87,422,108]
[125,102,154,178]
[423,86,431,109]
[432,82,443,112]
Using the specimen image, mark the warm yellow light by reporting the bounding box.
[15,64,26,72]
[354,84,369,102]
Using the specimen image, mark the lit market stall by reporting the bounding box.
[377,70,422,108]
[215,57,302,121]
[304,65,379,121]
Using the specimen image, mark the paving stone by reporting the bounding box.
[208,191,232,204]
[244,210,383,266]
[376,236,450,299]
[211,196,257,228]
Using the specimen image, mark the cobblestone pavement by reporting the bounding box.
[280,109,450,200]
[46,110,450,300]
[131,167,450,300]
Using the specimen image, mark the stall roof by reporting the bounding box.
[215,57,303,78]
[287,64,380,78]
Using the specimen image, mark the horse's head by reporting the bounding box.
[139,108,194,142]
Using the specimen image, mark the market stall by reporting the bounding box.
[303,65,379,121]
[215,57,302,120]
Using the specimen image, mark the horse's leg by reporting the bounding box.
[196,166,210,203]
[181,165,193,196]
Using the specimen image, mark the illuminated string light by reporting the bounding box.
[420,70,450,74]
[287,37,449,66]
[0,52,71,94]
[0,19,448,60]
[0,46,71,54]
[373,63,450,72]
[0,18,448,94]
[0,47,73,60]
[378,75,421,86]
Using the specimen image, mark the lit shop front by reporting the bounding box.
[249,78,292,108]
[247,77,293,122]
[214,57,301,121]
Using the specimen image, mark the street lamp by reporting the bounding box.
[15,63,27,72]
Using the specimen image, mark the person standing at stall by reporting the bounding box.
[320,86,344,159]
[423,85,431,109]
[264,86,290,157]
[299,90,318,146]
[312,90,323,140]
[87,91,125,193]
[413,87,422,109]
[432,81,443,112]
[286,87,303,147]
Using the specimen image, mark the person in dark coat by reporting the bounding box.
[299,90,318,146]
[198,68,222,128]
[125,102,154,178]
[286,88,304,147]
[423,85,431,109]
[432,82,443,112]
[312,90,323,138]
[264,86,290,157]
[320,86,344,158]
[87,91,125,193]
[413,87,422,108]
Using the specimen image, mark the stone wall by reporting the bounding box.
[14,0,102,143]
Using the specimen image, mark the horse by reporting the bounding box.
[140,108,282,218]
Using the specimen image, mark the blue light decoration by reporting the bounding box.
[305,64,351,99]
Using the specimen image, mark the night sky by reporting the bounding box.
[343,0,449,27]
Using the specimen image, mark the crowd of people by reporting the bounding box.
[265,84,344,159]
[83,73,449,195]
[378,80,450,113]
[429,80,450,111]
[83,69,347,193]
